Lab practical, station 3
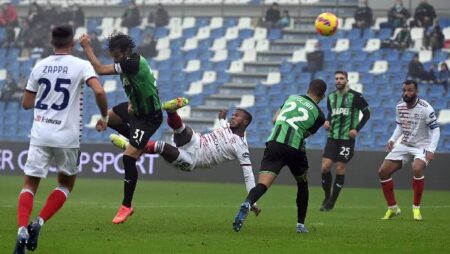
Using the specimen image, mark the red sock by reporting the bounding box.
[39,188,68,222]
[380,178,396,206]
[413,176,424,206]
[144,140,156,154]
[167,112,184,131]
[18,189,34,227]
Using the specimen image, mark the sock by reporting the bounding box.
[296,181,309,224]
[413,176,424,207]
[380,178,397,206]
[39,187,69,222]
[122,155,138,207]
[167,112,185,133]
[245,183,267,205]
[321,172,332,202]
[17,189,34,227]
[108,123,131,138]
[144,140,165,154]
[330,174,345,205]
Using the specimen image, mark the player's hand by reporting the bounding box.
[128,103,133,113]
[425,151,435,162]
[386,140,395,152]
[79,34,91,49]
[349,129,358,138]
[323,121,330,129]
[95,119,108,132]
[218,109,228,120]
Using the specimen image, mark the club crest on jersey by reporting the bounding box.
[332,108,350,116]
[122,77,131,86]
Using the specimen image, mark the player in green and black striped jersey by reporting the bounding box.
[232,79,327,234]
[80,32,163,224]
[320,71,370,212]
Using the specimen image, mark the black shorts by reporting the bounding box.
[323,138,355,163]
[260,141,309,182]
[112,102,163,149]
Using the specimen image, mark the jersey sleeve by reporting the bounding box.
[114,54,140,76]
[425,106,439,130]
[308,108,325,136]
[355,93,369,112]
[25,66,39,93]
[236,144,252,166]
[235,144,255,193]
[82,61,98,84]
[326,95,331,121]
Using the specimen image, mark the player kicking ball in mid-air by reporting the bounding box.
[13,26,109,254]
[111,98,261,215]
[378,80,440,221]
[80,32,163,224]
[232,79,327,233]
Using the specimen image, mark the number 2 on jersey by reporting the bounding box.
[36,78,71,111]
[277,101,309,130]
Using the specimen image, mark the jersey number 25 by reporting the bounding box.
[36,78,71,111]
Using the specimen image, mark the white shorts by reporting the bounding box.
[385,143,428,166]
[170,132,201,171]
[24,145,80,178]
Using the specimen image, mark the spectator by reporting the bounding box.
[26,2,44,28]
[387,0,410,29]
[391,25,412,51]
[413,0,436,28]
[0,2,18,27]
[303,42,324,76]
[152,3,169,27]
[265,2,281,29]
[2,24,15,48]
[16,20,32,50]
[72,4,85,28]
[437,62,449,94]
[42,1,58,28]
[58,3,73,26]
[137,34,157,58]
[408,54,436,83]
[353,0,373,29]
[277,10,291,28]
[424,24,444,50]
[121,0,140,28]
[89,31,103,56]
[0,73,22,109]
[28,22,48,48]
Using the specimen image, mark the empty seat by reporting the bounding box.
[255,39,269,52]
[211,50,228,62]
[103,80,117,93]
[238,17,252,29]
[183,60,201,72]
[419,50,432,62]
[332,39,350,52]
[290,49,306,63]
[437,109,450,125]
[225,27,239,40]
[342,18,355,30]
[209,17,224,29]
[242,50,257,62]
[253,27,267,40]
[239,38,255,51]
[369,61,388,74]
[262,72,281,85]
[237,94,255,108]
[228,60,244,73]
[210,37,227,50]
[185,81,203,95]
[202,71,217,83]
[182,37,198,51]
[348,72,359,84]
[156,37,170,50]
[182,17,196,29]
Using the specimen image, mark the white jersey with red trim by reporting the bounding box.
[196,120,251,169]
[25,54,97,148]
[395,98,439,149]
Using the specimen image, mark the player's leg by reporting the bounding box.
[324,162,346,211]
[161,97,189,112]
[378,159,403,219]
[108,102,131,138]
[320,138,337,210]
[411,157,427,221]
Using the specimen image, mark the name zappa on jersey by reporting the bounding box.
[42,65,69,74]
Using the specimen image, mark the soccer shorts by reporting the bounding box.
[167,128,201,171]
[259,141,309,181]
[24,145,80,178]
[112,102,163,150]
[323,138,355,163]
[385,143,429,166]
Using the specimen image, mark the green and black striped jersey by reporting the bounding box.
[114,53,161,116]
[268,95,325,150]
[326,89,369,140]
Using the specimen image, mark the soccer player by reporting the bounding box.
[110,101,261,215]
[378,80,440,221]
[80,32,164,224]
[320,70,370,211]
[232,79,327,233]
[13,25,108,254]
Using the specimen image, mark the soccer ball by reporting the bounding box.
[315,12,339,36]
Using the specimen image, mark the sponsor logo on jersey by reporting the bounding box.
[331,108,350,116]
[122,77,131,87]
[242,152,250,158]
[34,115,62,125]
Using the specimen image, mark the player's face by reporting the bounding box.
[335,74,347,90]
[229,110,248,129]
[402,84,418,103]
[109,49,127,63]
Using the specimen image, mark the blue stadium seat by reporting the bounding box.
[268,29,282,41]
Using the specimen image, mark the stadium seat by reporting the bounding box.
[182,17,196,29]
[255,39,270,52]
[332,39,349,52]
[237,17,252,29]
[290,49,306,63]
[262,72,281,86]
[348,72,359,84]
[225,27,239,40]
[202,71,217,83]
[210,37,227,50]
[209,17,224,29]
[419,50,432,63]
[239,38,255,51]
[236,94,255,108]
[156,37,170,50]
[373,17,388,30]
[154,49,171,61]
[242,50,257,62]
[103,80,117,93]
[253,27,267,40]
[369,61,388,74]
[304,39,319,52]
[211,50,228,62]
[228,60,244,73]
[185,81,204,95]
[342,18,355,30]
[183,60,201,72]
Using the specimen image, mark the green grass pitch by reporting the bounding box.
[0,175,449,253]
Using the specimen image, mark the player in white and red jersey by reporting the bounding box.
[13,26,108,254]
[110,98,261,215]
[377,80,440,221]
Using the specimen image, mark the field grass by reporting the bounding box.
[0,175,449,254]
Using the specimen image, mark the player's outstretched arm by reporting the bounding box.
[79,34,115,75]
[87,77,109,131]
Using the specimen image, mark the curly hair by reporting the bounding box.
[107,32,136,53]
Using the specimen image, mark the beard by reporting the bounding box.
[403,94,417,103]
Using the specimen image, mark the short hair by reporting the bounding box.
[107,32,136,53]
[334,70,348,79]
[236,108,253,125]
[308,79,327,98]
[51,25,74,48]
[403,80,418,89]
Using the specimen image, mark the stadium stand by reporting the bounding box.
[0,0,449,152]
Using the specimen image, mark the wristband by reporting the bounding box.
[100,115,109,123]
